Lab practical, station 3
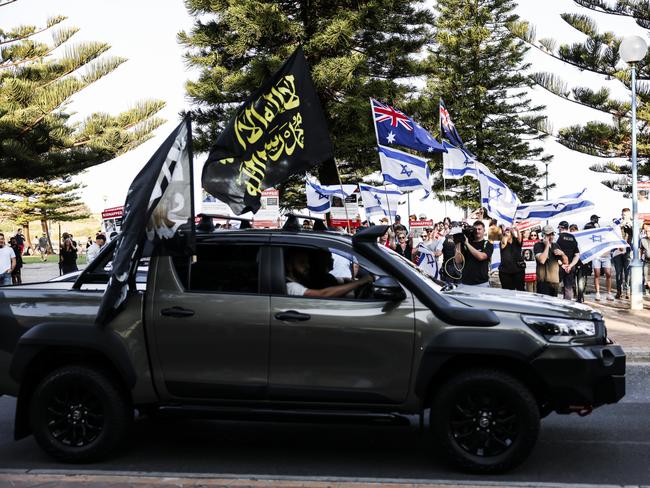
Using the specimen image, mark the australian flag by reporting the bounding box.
[371,99,445,154]
[440,99,473,155]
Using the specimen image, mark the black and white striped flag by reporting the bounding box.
[96,116,194,326]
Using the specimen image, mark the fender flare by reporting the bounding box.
[414,328,545,399]
[9,322,137,388]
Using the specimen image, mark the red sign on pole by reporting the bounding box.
[101,206,124,219]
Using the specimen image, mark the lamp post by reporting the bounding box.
[544,161,549,200]
[620,35,648,311]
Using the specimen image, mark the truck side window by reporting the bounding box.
[185,244,261,294]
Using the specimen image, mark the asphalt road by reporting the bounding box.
[1,364,649,486]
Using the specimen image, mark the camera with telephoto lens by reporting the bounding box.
[450,222,477,244]
[462,225,478,242]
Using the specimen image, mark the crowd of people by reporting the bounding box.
[0,228,110,286]
[360,208,649,303]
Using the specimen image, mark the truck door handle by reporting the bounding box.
[275,310,311,322]
[161,306,195,318]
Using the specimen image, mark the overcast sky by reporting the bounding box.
[2,0,645,224]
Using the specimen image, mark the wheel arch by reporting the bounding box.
[418,353,551,415]
[10,323,136,440]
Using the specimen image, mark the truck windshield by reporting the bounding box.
[377,244,443,292]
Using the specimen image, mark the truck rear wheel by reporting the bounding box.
[430,368,540,473]
[29,364,132,462]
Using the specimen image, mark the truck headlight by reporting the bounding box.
[521,314,596,343]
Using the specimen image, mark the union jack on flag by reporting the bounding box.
[439,99,470,153]
[370,98,445,154]
[372,99,413,131]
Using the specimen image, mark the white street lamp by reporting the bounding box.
[620,35,648,311]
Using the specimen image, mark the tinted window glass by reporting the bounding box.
[282,246,375,299]
[188,244,261,293]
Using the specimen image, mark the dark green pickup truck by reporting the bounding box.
[0,225,625,473]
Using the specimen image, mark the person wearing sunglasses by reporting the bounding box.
[394,232,413,261]
[534,225,568,297]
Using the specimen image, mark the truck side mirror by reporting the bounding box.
[372,276,406,301]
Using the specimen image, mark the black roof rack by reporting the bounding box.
[282,213,328,231]
[196,213,252,230]
[352,224,389,243]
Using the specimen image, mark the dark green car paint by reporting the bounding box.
[0,227,625,443]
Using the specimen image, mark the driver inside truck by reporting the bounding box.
[284,248,373,298]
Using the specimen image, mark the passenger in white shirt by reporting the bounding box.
[86,234,107,263]
[285,249,372,298]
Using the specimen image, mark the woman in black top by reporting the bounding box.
[394,232,413,261]
[9,237,22,285]
[59,238,78,275]
[498,226,525,290]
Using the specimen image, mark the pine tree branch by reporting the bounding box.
[0,15,66,46]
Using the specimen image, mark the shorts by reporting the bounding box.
[592,257,611,269]
[644,262,650,282]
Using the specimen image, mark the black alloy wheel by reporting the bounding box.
[29,365,132,462]
[430,369,540,473]
[449,388,519,457]
[44,381,105,447]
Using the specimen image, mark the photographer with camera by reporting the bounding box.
[454,220,493,287]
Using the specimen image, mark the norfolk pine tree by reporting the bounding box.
[420,0,550,211]
[179,0,434,209]
[0,2,166,241]
[511,0,650,194]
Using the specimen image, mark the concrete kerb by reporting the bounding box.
[0,470,647,488]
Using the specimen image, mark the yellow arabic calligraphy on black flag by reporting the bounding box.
[202,47,334,214]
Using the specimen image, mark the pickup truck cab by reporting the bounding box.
[0,224,625,473]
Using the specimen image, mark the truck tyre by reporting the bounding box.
[29,365,132,462]
[429,368,540,473]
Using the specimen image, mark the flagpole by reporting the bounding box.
[442,177,448,218]
[439,99,448,218]
[407,191,411,222]
[332,158,351,234]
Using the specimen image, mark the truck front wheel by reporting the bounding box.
[29,364,132,462]
[430,368,540,473]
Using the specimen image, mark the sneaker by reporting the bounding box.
[625,291,630,299]
[607,293,614,301]
[615,291,621,300]
[595,292,601,301]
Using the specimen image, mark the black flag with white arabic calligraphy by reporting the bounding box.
[202,46,334,214]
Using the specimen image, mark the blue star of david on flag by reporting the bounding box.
[573,227,628,264]
[400,164,413,177]
[377,144,431,198]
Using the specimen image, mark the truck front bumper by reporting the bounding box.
[531,344,625,412]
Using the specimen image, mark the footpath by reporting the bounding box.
[0,471,640,488]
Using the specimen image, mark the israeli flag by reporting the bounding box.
[416,242,439,279]
[305,180,356,213]
[573,226,628,264]
[359,184,402,218]
[515,196,595,221]
[442,141,478,180]
[476,163,519,226]
[560,188,587,199]
[377,144,431,197]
